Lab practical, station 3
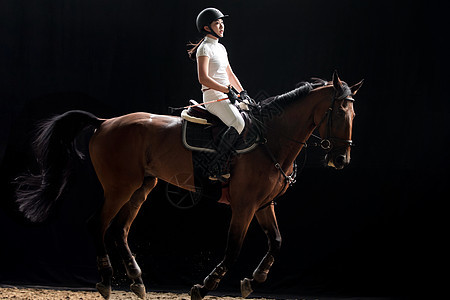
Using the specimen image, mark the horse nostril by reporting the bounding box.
[335,155,346,167]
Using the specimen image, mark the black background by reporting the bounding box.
[0,0,447,298]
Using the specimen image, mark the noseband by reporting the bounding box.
[310,92,355,151]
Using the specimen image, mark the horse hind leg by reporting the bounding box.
[88,185,140,299]
[241,203,281,298]
[110,176,157,299]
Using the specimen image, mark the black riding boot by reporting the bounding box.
[209,126,240,182]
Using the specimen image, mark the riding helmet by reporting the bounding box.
[196,8,229,35]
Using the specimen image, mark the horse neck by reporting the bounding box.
[265,86,334,169]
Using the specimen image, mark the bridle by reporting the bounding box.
[261,87,355,186]
[309,90,355,151]
[269,88,356,151]
[257,85,356,211]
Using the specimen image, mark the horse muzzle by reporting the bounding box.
[326,153,350,170]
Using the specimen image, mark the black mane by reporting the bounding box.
[260,79,327,111]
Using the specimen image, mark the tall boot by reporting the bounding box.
[209,126,240,182]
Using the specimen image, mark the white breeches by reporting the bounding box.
[203,89,245,134]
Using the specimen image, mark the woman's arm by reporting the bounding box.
[226,65,244,93]
[197,56,229,94]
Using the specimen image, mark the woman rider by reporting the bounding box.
[188,7,252,182]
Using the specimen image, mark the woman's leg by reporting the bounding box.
[205,99,245,134]
[203,98,245,180]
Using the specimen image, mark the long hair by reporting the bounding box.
[187,37,205,60]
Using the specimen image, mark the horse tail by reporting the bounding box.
[15,110,105,222]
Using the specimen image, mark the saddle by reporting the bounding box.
[181,100,260,154]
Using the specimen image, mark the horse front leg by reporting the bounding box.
[241,203,281,298]
[190,205,256,300]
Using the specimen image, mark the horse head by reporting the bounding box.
[317,71,363,170]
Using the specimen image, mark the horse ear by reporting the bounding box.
[332,70,344,93]
[350,79,364,95]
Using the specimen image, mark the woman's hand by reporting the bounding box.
[226,86,239,104]
[239,90,252,102]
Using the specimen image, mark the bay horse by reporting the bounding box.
[15,71,363,299]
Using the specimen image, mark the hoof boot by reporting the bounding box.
[125,256,142,279]
[130,283,146,299]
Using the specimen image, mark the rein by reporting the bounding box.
[262,142,298,186]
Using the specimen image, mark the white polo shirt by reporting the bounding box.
[196,36,230,101]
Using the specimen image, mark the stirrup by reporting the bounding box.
[209,173,230,182]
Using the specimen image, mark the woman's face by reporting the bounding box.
[206,19,224,38]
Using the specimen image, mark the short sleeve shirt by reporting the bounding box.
[196,36,230,90]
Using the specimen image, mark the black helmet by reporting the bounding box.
[196,8,228,37]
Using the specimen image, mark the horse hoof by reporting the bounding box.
[96,282,111,299]
[130,283,146,299]
[240,278,254,298]
[189,284,204,300]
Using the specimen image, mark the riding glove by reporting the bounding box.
[226,86,240,104]
[239,90,251,102]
